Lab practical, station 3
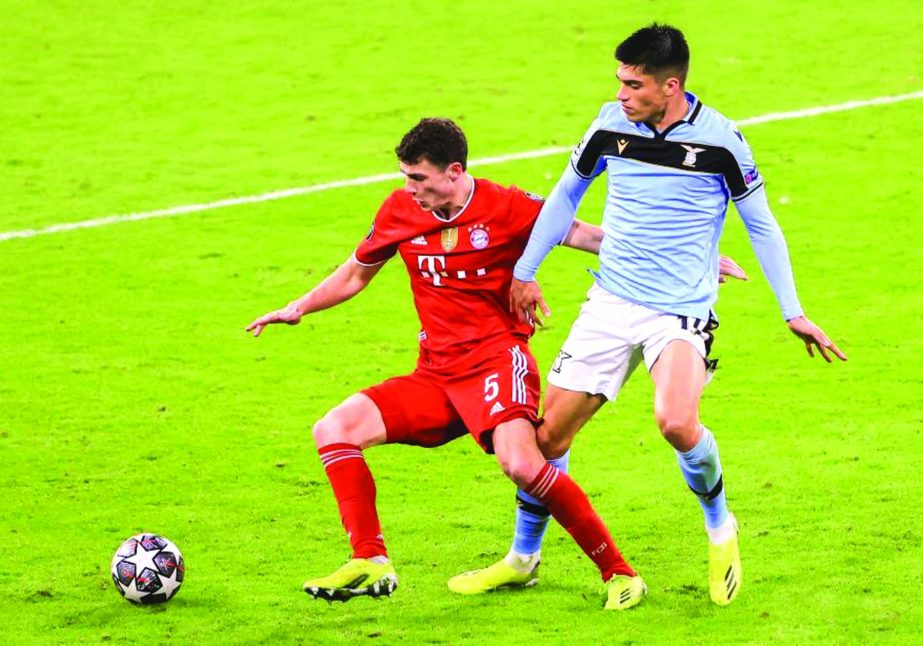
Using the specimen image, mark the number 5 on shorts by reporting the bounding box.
[484,373,499,402]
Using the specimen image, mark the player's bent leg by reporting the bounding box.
[307,393,395,599]
[493,419,643,609]
[447,419,545,595]
[452,378,610,595]
[651,340,740,605]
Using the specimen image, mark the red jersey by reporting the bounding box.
[354,178,544,371]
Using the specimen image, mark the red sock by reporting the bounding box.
[317,443,387,559]
[526,464,635,581]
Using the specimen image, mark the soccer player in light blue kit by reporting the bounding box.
[449,23,847,607]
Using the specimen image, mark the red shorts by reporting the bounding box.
[362,341,540,453]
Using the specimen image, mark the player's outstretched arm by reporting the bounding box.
[246,256,384,337]
[786,316,848,362]
[734,188,847,362]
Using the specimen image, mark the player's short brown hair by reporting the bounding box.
[395,118,468,170]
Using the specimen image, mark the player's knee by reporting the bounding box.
[311,413,348,448]
[495,450,541,489]
[654,408,699,450]
[313,397,385,449]
[312,402,364,446]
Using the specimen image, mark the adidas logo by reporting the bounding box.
[489,401,506,415]
[410,235,427,246]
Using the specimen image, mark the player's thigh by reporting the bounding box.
[313,392,387,450]
[649,339,707,444]
[445,342,541,453]
[538,384,607,458]
[362,373,467,448]
[547,283,642,402]
[642,311,717,387]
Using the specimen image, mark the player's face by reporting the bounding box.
[400,159,463,212]
[616,64,674,123]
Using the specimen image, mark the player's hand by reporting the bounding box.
[510,278,551,327]
[718,255,748,283]
[246,303,304,337]
[786,316,848,362]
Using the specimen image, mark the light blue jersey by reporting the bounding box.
[514,92,803,321]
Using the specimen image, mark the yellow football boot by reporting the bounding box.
[604,574,647,610]
[448,556,540,594]
[303,558,397,601]
[709,515,742,605]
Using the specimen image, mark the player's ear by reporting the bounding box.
[446,161,464,180]
[663,75,682,97]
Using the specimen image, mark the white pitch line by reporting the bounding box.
[3,90,922,244]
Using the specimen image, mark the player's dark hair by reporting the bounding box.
[395,118,468,170]
[615,23,689,84]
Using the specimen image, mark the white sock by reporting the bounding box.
[706,513,737,544]
[504,549,539,572]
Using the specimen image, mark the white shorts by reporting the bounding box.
[547,283,717,401]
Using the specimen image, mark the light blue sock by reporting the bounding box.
[511,451,570,555]
[675,426,729,529]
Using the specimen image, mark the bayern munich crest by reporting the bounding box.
[469,224,490,249]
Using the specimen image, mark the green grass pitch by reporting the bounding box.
[1,1,922,643]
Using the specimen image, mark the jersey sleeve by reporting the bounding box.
[735,186,804,321]
[722,125,765,202]
[354,194,400,266]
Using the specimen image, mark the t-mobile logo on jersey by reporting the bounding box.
[417,254,487,286]
[418,255,447,286]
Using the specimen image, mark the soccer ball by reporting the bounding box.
[110,533,185,604]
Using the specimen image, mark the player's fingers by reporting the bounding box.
[805,342,814,358]
[251,324,264,337]
[515,305,529,325]
[828,341,848,361]
[538,297,551,318]
[817,342,832,363]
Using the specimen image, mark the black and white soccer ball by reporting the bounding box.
[110,534,185,604]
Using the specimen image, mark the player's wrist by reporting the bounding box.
[512,267,537,282]
[288,300,308,317]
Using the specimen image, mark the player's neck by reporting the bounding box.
[435,174,474,220]
[649,93,690,132]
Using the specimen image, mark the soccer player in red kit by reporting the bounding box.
[246,118,647,610]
